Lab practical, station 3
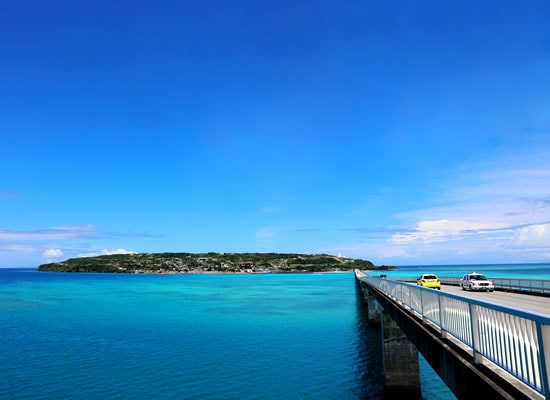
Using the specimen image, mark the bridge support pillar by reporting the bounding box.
[364,288,381,326]
[382,311,421,398]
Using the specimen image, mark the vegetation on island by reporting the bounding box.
[37,252,394,274]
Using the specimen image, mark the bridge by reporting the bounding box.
[355,270,550,400]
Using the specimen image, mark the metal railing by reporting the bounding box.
[486,278,550,295]
[397,276,550,295]
[356,270,550,398]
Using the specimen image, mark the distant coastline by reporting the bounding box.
[37,252,395,274]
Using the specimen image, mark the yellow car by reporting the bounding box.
[417,274,441,290]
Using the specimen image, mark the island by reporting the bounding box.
[37,252,395,274]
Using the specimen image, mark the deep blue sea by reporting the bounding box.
[1,263,549,400]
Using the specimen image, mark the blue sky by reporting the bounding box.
[1,0,550,268]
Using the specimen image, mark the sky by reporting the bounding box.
[1,0,550,268]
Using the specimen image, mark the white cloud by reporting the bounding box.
[369,150,550,264]
[77,248,136,258]
[43,248,63,258]
[104,248,136,255]
[512,223,550,247]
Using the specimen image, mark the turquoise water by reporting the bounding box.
[1,270,386,399]
[7,264,548,399]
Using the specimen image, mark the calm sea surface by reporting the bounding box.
[2,263,549,399]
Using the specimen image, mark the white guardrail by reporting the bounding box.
[431,277,550,295]
[355,270,550,398]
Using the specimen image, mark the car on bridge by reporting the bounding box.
[460,272,495,292]
[416,274,441,289]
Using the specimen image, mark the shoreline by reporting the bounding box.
[35,268,363,275]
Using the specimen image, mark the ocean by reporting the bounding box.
[2,263,549,399]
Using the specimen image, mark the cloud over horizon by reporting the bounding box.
[371,152,550,263]
[77,249,137,258]
[43,248,63,258]
[0,225,140,266]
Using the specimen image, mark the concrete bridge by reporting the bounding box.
[355,270,550,400]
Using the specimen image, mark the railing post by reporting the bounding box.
[420,288,426,323]
[537,323,550,397]
[438,294,448,339]
[469,303,483,364]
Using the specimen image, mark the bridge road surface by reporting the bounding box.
[435,284,550,316]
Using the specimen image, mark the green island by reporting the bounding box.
[37,252,395,274]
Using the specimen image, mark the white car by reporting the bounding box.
[460,272,495,292]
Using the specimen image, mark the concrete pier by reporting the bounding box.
[358,279,421,397]
[381,312,421,398]
[364,287,381,326]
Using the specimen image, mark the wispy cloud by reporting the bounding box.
[261,205,277,214]
[256,227,277,239]
[0,190,20,198]
[390,219,509,245]
[106,230,162,238]
[0,225,158,242]
[0,243,38,253]
[326,150,550,264]
[0,225,140,266]
[380,152,550,263]
[0,225,98,241]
